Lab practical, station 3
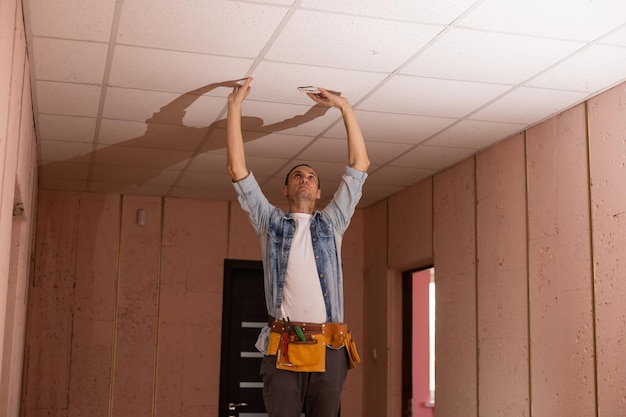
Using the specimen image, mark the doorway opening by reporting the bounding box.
[402,267,435,417]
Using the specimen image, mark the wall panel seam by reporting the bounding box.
[584,100,600,417]
[108,194,124,417]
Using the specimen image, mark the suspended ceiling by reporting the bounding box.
[23,0,626,207]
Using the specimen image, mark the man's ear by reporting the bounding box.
[282,184,288,197]
[316,189,321,200]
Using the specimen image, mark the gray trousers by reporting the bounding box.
[260,347,348,417]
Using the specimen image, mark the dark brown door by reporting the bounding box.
[219,259,267,417]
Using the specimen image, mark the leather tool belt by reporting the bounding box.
[267,317,361,372]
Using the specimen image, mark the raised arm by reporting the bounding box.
[226,77,253,181]
[307,88,370,172]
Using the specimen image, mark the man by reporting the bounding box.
[226,77,369,417]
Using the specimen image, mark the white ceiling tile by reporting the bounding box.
[103,88,179,122]
[298,137,415,166]
[98,119,146,145]
[265,10,444,72]
[241,156,292,178]
[186,152,229,174]
[325,110,456,143]
[358,141,416,166]
[241,100,339,136]
[174,171,232,190]
[367,166,435,186]
[248,62,387,105]
[39,140,93,163]
[460,0,626,41]
[36,81,102,117]
[253,0,296,5]
[360,75,511,118]
[102,87,226,127]
[471,87,590,124]
[91,165,181,185]
[301,0,479,24]
[600,26,626,46]
[24,0,115,42]
[32,38,109,84]
[527,45,626,93]
[116,0,288,55]
[426,120,525,149]
[390,144,476,170]
[93,144,192,170]
[201,127,229,154]
[238,132,314,158]
[98,119,206,151]
[296,138,349,164]
[182,95,230,128]
[402,28,584,84]
[39,160,90,179]
[38,114,96,142]
[109,45,254,93]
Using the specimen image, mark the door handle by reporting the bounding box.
[228,402,248,416]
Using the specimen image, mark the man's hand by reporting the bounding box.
[228,77,253,107]
[306,87,350,111]
[307,87,369,172]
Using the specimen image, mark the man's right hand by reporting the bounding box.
[228,77,253,107]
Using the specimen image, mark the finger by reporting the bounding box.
[241,76,253,88]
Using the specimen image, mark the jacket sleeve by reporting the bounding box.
[322,166,368,235]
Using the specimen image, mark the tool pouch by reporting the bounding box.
[270,332,326,372]
[345,332,361,369]
[267,321,360,372]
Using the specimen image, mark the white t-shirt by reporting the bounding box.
[280,213,327,323]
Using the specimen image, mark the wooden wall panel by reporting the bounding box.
[68,193,120,417]
[341,209,365,417]
[433,158,477,417]
[24,191,80,416]
[476,134,529,416]
[588,83,626,417]
[157,198,229,417]
[362,200,389,417]
[227,202,261,260]
[526,104,595,416]
[111,196,162,417]
[388,179,433,270]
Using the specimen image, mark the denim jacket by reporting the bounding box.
[232,166,368,354]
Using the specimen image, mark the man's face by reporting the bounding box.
[282,165,321,201]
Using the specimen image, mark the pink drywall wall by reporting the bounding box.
[361,82,626,416]
[0,0,39,416]
[433,158,478,417]
[527,103,595,416]
[362,200,391,417]
[476,133,529,415]
[588,85,626,415]
[24,192,366,417]
[387,180,433,270]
